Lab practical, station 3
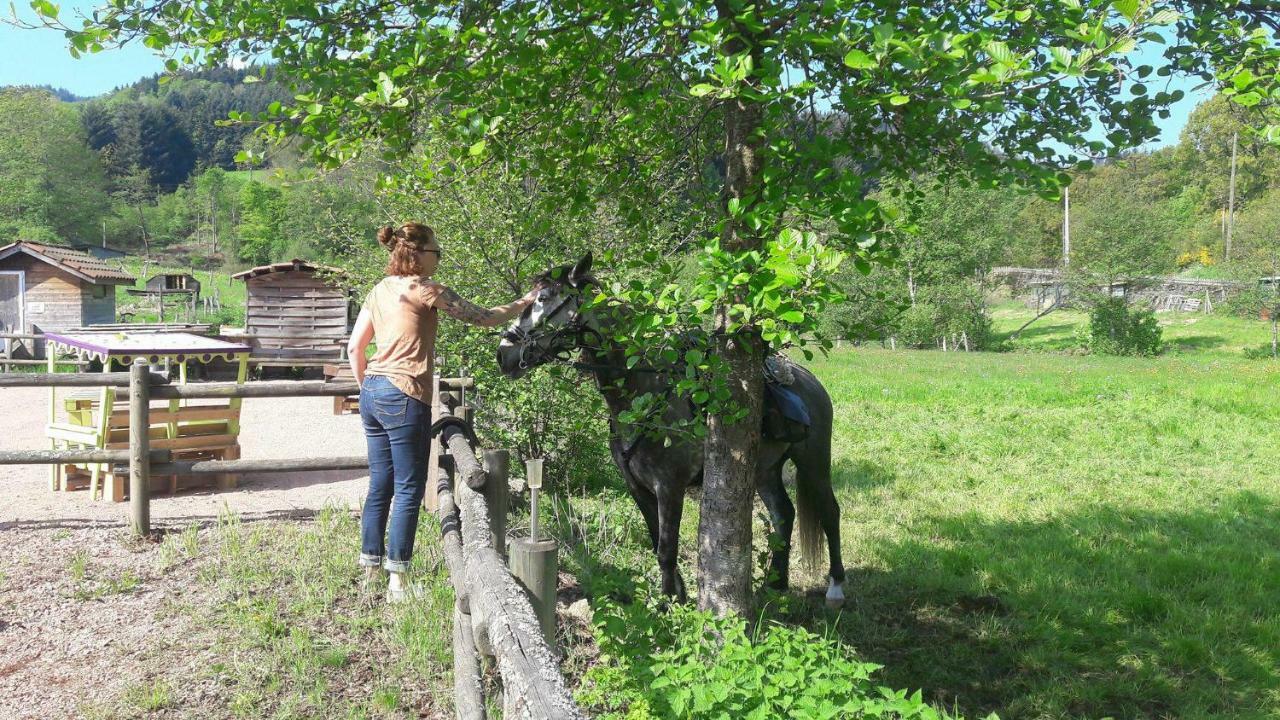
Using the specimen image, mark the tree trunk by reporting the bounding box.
[699,15,765,616]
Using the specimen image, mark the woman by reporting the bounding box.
[348,222,539,602]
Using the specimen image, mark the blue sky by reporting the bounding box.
[1,4,1210,148]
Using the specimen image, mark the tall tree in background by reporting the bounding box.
[43,0,1279,615]
[0,87,110,244]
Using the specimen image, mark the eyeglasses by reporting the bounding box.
[419,247,441,257]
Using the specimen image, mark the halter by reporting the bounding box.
[501,290,592,370]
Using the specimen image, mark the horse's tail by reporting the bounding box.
[790,363,835,574]
[794,442,829,573]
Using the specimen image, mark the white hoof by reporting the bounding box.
[824,577,845,609]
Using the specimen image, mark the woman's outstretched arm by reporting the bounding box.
[347,308,374,383]
[433,285,539,328]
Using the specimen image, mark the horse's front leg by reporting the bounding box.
[654,480,687,602]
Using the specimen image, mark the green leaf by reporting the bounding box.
[888,94,910,106]
[1148,8,1180,25]
[1234,91,1262,107]
[1113,0,1139,22]
[30,0,57,18]
[951,97,973,110]
[689,83,716,97]
[985,41,1014,65]
[842,49,877,70]
[1050,46,1074,68]
[779,310,805,323]
[468,139,487,156]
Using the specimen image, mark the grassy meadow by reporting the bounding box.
[802,345,1280,719]
[555,308,1280,719]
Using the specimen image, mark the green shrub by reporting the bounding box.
[1086,297,1162,357]
[576,597,974,720]
[895,283,994,351]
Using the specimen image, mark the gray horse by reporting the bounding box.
[496,253,845,607]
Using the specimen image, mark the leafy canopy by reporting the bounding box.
[29,0,1279,407]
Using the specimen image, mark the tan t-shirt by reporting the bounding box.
[362,275,446,405]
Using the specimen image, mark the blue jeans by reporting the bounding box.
[358,375,432,573]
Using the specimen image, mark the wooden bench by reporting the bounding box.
[51,393,241,501]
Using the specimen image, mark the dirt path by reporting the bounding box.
[0,387,373,718]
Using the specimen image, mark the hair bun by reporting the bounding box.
[377,225,397,250]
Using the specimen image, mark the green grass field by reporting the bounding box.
[794,342,1280,719]
[992,300,1275,358]
[554,308,1280,719]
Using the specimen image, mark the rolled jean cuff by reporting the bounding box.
[384,558,411,573]
[358,553,383,568]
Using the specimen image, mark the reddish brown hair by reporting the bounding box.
[377,223,436,276]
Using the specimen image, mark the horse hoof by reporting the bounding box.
[825,578,845,609]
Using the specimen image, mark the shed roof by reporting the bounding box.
[232,259,346,280]
[0,241,136,285]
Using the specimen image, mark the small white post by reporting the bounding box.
[526,458,543,542]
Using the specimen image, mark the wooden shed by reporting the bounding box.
[144,272,201,295]
[0,241,136,343]
[230,259,352,367]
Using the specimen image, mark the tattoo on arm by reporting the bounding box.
[437,287,505,327]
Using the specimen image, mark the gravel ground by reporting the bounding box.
[0,386,373,719]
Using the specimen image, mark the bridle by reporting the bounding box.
[501,287,596,370]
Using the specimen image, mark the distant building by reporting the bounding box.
[69,242,129,260]
[230,259,352,367]
[0,241,136,337]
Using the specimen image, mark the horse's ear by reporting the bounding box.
[569,252,593,288]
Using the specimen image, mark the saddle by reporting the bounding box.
[762,355,810,443]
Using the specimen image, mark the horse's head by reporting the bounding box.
[497,252,596,379]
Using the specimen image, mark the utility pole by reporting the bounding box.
[1062,184,1071,268]
[1226,131,1238,262]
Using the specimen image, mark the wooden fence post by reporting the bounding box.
[510,537,558,651]
[129,358,151,536]
[482,449,510,556]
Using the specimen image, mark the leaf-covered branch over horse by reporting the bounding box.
[497,253,845,606]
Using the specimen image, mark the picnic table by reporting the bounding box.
[43,331,250,501]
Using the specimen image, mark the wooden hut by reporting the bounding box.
[144,272,201,294]
[0,241,135,350]
[124,272,202,322]
[230,259,352,367]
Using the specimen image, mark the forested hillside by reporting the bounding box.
[1,67,1276,339]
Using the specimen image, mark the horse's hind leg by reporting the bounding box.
[622,471,661,553]
[654,481,687,602]
[793,446,846,608]
[756,459,794,591]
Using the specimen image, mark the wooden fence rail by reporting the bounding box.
[0,365,581,719]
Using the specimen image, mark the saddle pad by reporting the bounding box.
[765,382,811,427]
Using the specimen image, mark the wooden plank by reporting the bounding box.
[109,407,239,425]
[246,329,347,339]
[250,358,335,368]
[151,433,238,451]
[151,380,359,399]
[246,298,349,309]
[0,372,168,388]
[152,455,366,474]
[0,448,129,464]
